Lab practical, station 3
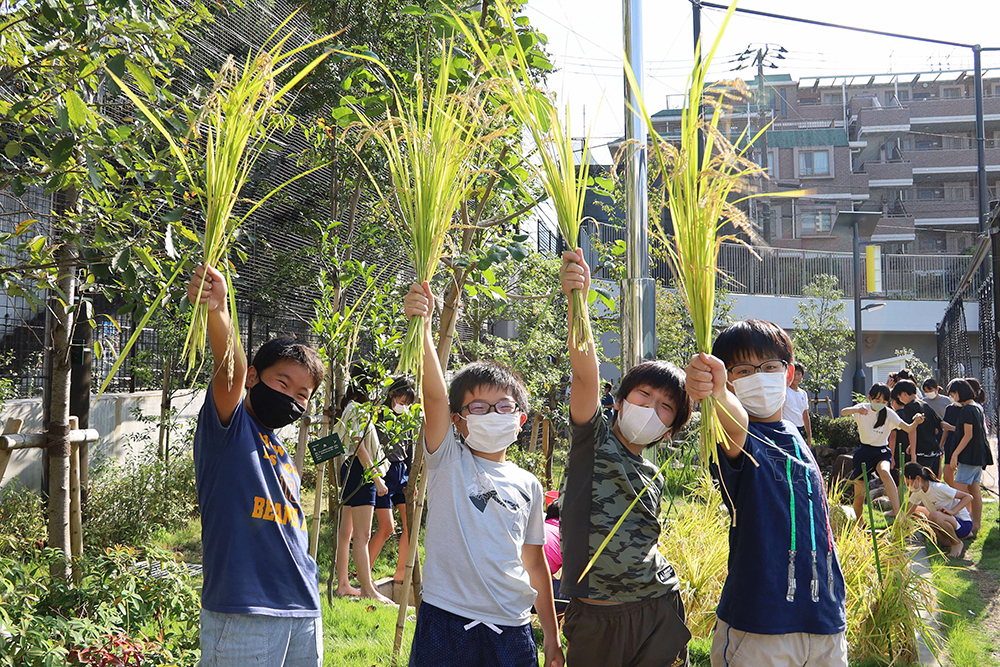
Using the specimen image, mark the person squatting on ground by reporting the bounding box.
[783,362,812,447]
[841,384,924,520]
[686,319,848,667]
[189,263,324,667]
[403,281,564,667]
[559,250,693,667]
[368,376,418,583]
[944,378,994,536]
[333,376,394,604]
[890,380,943,476]
[903,462,973,558]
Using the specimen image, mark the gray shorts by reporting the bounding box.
[199,608,322,667]
[711,619,847,667]
[955,463,984,485]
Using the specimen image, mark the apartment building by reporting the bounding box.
[648,69,1000,254]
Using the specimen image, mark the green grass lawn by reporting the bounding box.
[928,500,1000,667]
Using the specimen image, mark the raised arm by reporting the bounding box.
[841,404,868,417]
[561,249,599,426]
[685,353,748,460]
[897,412,925,434]
[403,282,450,454]
[188,263,247,426]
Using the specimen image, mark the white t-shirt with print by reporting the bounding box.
[783,387,809,427]
[851,403,903,447]
[908,481,972,522]
[422,427,546,627]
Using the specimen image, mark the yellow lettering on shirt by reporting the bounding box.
[274,443,285,457]
[263,500,276,522]
[252,496,266,518]
[285,505,298,526]
[275,502,287,524]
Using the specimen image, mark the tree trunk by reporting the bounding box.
[46,187,79,579]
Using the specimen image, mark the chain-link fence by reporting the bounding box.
[978,275,997,434]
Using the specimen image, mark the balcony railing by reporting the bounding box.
[713,243,979,301]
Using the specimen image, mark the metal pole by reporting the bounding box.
[621,0,655,372]
[853,222,866,395]
[973,46,989,281]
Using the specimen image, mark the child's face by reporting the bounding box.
[617,383,677,431]
[792,370,804,387]
[905,476,927,493]
[870,395,888,408]
[247,359,314,408]
[724,352,794,389]
[451,385,527,437]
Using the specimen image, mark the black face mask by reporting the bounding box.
[248,380,306,430]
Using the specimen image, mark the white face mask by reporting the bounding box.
[463,412,522,453]
[925,391,938,400]
[392,402,410,415]
[731,372,787,419]
[617,399,670,445]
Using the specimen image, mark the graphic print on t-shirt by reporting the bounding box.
[468,471,531,513]
[249,431,308,531]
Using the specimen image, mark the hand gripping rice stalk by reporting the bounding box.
[101,12,335,391]
[450,0,595,354]
[348,44,487,379]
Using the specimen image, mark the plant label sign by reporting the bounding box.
[308,433,345,464]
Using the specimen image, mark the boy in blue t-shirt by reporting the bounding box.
[685,319,847,667]
[189,264,325,666]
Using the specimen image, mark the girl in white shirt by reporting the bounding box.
[841,383,924,520]
[903,462,973,558]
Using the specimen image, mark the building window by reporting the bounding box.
[942,87,962,99]
[766,149,778,179]
[913,92,932,101]
[800,209,833,236]
[945,183,969,200]
[798,150,831,177]
[944,134,966,149]
[799,97,819,106]
[823,93,842,105]
[919,234,947,253]
[898,90,910,101]
[916,187,944,200]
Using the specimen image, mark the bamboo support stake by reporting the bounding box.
[0,418,24,485]
[528,413,541,454]
[391,428,428,666]
[309,372,335,559]
[69,417,83,584]
[294,415,310,477]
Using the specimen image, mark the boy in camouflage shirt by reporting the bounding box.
[559,251,693,667]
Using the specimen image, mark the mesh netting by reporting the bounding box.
[937,296,972,386]
[979,275,997,434]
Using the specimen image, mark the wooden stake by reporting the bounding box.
[543,418,553,490]
[0,418,24,487]
[391,451,428,666]
[295,415,311,476]
[69,417,83,584]
[309,461,326,559]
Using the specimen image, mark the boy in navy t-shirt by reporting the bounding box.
[686,319,847,667]
[189,264,326,666]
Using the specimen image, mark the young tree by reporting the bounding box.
[656,283,735,369]
[1,0,209,576]
[791,274,854,403]
[893,348,933,384]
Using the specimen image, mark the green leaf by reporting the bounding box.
[4,142,21,158]
[135,247,162,277]
[401,5,424,14]
[125,61,156,96]
[28,236,46,253]
[51,137,75,168]
[63,90,88,127]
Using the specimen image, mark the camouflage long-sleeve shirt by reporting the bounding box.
[559,409,679,601]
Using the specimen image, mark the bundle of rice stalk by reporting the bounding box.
[623,1,808,467]
[347,45,488,378]
[450,1,594,353]
[101,13,335,391]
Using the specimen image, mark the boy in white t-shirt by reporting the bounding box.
[783,361,812,446]
[404,282,563,667]
[903,462,973,557]
[841,383,924,520]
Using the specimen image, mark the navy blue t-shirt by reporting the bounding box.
[194,385,320,617]
[711,420,846,635]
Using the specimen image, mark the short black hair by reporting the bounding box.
[250,336,324,395]
[545,498,560,521]
[896,368,915,382]
[964,377,986,403]
[602,382,612,392]
[947,379,974,403]
[615,360,692,437]
[792,361,806,375]
[712,319,794,368]
[890,380,918,400]
[385,376,416,407]
[922,378,940,391]
[448,361,529,414]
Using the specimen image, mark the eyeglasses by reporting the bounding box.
[727,359,788,379]
[460,400,521,415]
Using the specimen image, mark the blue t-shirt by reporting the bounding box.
[194,385,320,617]
[711,420,846,635]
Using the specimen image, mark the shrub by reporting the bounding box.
[0,484,46,558]
[826,417,860,450]
[0,545,200,666]
[84,448,198,551]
